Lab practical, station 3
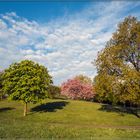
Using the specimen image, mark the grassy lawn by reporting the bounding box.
[0,99,140,139]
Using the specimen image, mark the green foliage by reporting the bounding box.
[2,60,53,103]
[48,85,61,98]
[75,74,92,84]
[95,16,140,105]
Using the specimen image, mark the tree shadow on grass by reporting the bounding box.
[0,107,15,112]
[31,101,69,113]
[98,104,140,118]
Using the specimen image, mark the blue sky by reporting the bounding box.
[0,1,140,85]
[0,2,90,22]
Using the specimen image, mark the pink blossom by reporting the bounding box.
[61,78,95,100]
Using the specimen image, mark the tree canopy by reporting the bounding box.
[61,75,95,100]
[75,74,93,84]
[95,16,140,105]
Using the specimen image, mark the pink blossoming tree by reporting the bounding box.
[61,76,95,100]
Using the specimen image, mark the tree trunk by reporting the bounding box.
[24,102,27,116]
[123,102,126,108]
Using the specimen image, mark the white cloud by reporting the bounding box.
[0,2,140,85]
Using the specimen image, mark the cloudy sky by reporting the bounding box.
[0,1,140,85]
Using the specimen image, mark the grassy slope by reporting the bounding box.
[0,99,140,139]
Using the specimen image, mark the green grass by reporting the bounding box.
[0,99,140,139]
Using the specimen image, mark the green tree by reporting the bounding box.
[48,85,60,98]
[2,60,53,116]
[95,16,140,105]
[74,74,92,84]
